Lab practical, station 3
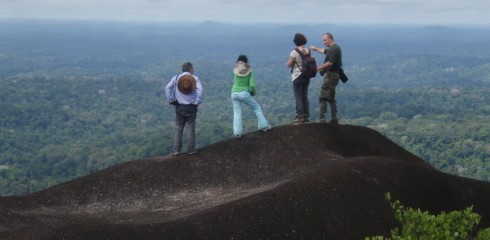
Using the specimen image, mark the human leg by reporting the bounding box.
[232,92,243,137]
[175,104,198,154]
[292,78,305,121]
[301,79,310,121]
[173,106,185,154]
[186,108,197,153]
[319,75,331,121]
[320,73,340,122]
[241,91,269,129]
[322,72,340,122]
[318,99,328,121]
[328,99,338,123]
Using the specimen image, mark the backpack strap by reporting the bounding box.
[294,47,310,57]
[292,48,309,71]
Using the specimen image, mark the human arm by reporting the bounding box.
[310,45,326,54]
[164,76,178,104]
[318,46,340,72]
[287,49,299,68]
[249,71,256,96]
[287,56,295,68]
[193,77,203,105]
[317,61,333,72]
[317,48,334,71]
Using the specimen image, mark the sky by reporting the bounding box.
[1,0,490,25]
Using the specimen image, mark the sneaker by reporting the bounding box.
[292,118,302,124]
[329,119,339,124]
[173,152,181,156]
[188,150,198,155]
[317,118,326,123]
[261,125,272,132]
[293,118,309,124]
[234,135,242,139]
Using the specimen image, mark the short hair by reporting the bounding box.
[293,33,307,46]
[324,32,334,41]
[237,55,248,63]
[182,62,193,72]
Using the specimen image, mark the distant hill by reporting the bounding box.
[1,123,489,239]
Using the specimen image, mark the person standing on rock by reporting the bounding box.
[231,55,272,138]
[287,33,312,124]
[310,32,342,124]
[165,62,203,155]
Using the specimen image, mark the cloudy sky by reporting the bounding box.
[1,0,490,25]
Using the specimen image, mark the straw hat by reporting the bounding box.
[233,61,251,77]
[177,74,196,95]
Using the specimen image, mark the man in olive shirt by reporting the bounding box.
[310,32,342,123]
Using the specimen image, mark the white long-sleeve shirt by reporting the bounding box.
[165,72,203,105]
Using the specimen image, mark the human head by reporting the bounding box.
[293,33,307,46]
[182,62,194,73]
[237,54,248,63]
[322,33,334,47]
[233,55,251,77]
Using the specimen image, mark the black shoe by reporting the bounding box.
[301,118,310,123]
[329,119,339,124]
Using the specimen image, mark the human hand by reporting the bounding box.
[250,86,256,96]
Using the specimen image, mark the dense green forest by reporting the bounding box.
[1,20,489,195]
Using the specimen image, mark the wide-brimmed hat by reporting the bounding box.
[177,74,196,95]
[233,61,251,77]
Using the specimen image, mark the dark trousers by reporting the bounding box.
[292,75,310,119]
[174,104,198,153]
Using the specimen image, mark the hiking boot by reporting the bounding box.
[329,119,339,124]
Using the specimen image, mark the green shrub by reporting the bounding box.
[366,193,490,240]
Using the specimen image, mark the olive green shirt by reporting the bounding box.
[324,44,342,72]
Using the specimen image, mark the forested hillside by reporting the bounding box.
[1,20,489,195]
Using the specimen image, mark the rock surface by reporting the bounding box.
[1,123,489,239]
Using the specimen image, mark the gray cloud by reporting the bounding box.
[1,0,490,25]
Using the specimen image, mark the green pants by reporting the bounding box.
[319,72,339,120]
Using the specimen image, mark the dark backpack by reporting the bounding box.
[294,48,317,78]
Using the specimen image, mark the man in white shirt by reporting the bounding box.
[165,62,203,155]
